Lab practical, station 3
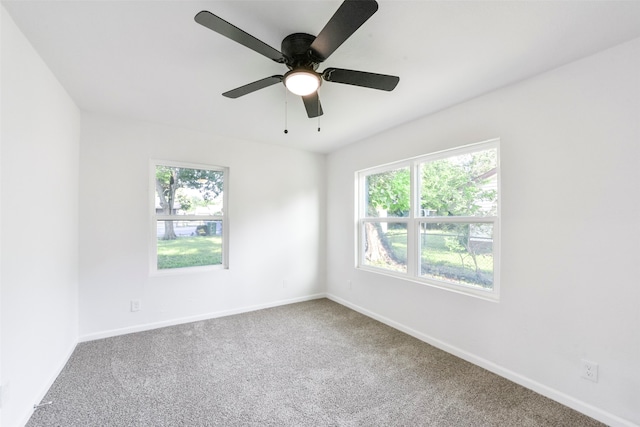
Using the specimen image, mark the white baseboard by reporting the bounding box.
[79,293,327,342]
[326,293,637,427]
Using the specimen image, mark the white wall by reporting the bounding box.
[1,5,81,427]
[326,38,640,426]
[78,113,325,340]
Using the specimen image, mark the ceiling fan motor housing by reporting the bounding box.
[281,33,319,70]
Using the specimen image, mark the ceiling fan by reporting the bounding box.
[194,0,400,119]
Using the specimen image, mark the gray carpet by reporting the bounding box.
[27,299,603,426]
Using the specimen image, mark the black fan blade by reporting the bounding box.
[223,75,283,98]
[309,0,378,62]
[323,68,399,91]
[195,11,285,63]
[302,92,323,118]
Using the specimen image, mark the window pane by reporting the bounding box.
[156,220,223,269]
[363,222,407,273]
[365,167,410,217]
[155,166,224,216]
[419,148,497,217]
[420,222,493,289]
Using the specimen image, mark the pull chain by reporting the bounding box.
[284,87,289,134]
[317,91,321,132]
[284,89,324,133]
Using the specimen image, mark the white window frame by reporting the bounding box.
[150,159,229,275]
[356,139,500,300]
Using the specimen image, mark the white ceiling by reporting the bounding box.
[4,1,640,153]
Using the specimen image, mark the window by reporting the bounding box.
[358,140,499,299]
[150,160,228,273]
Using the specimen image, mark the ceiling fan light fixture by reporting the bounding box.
[284,69,321,96]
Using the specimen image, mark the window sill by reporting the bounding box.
[357,265,500,302]
[150,264,228,277]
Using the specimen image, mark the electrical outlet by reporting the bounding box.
[282,280,287,289]
[347,280,352,290]
[581,359,598,382]
[130,300,141,312]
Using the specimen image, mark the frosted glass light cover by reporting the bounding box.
[285,71,320,96]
